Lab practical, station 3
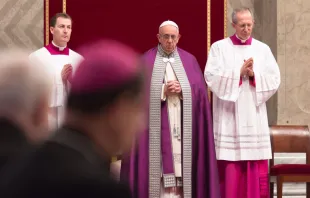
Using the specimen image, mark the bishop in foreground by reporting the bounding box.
[205,8,280,198]
[29,13,83,130]
[0,40,145,197]
[121,20,220,198]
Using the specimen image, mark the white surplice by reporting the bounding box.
[204,38,280,161]
[29,43,83,130]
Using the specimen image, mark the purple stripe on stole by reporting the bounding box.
[161,102,175,176]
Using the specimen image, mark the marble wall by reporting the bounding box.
[277,0,310,126]
[0,0,43,50]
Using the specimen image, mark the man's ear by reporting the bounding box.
[50,27,54,35]
[157,34,161,42]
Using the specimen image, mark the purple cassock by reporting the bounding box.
[120,46,220,198]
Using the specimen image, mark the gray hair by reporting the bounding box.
[0,49,52,117]
[231,7,253,24]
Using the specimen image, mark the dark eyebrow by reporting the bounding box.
[58,24,71,27]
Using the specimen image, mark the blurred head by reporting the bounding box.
[231,8,254,40]
[50,13,72,47]
[157,20,181,54]
[65,40,146,156]
[0,49,52,143]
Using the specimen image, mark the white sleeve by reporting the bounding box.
[204,43,241,102]
[253,46,280,106]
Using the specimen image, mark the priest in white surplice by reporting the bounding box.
[205,8,280,198]
[29,13,83,130]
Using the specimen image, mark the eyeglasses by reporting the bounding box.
[160,34,178,41]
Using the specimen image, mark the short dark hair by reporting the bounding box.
[66,68,146,115]
[50,13,72,27]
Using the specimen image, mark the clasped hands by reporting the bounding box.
[164,80,182,96]
[61,64,73,84]
[240,58,254,77]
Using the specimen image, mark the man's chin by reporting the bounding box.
[166,48,174,53]
[62,39,70,43]
[242,35,251,40]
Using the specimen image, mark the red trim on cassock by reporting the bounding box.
[249,75,256,87]
[239,76,256,87]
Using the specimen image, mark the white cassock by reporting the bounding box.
[29,42,84,131]
[204,36,280,161]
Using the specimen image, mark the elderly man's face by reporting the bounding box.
[157,25,180,54]
[232,11,254,40]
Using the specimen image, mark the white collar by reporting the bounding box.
[52,41,67,51]
[235,34,250,43]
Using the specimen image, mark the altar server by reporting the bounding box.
[29,13,83,130]
[205,7,280,198]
